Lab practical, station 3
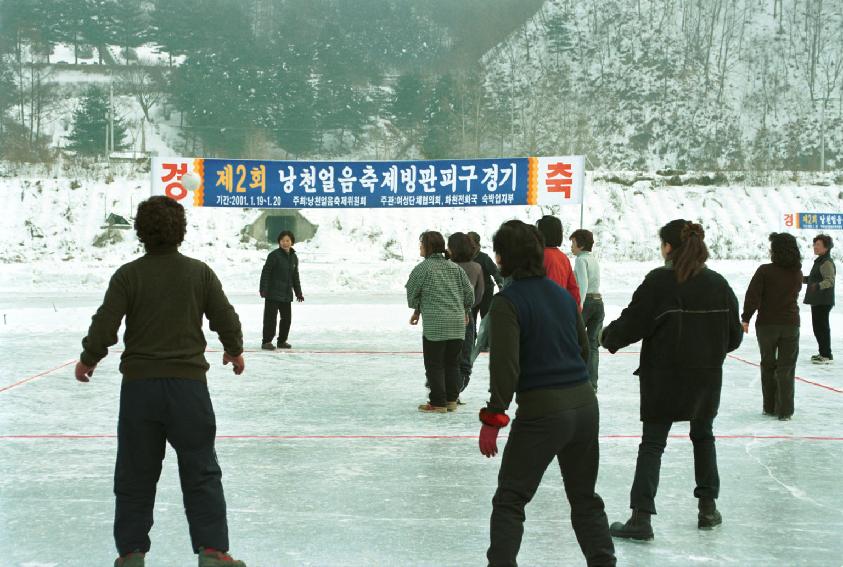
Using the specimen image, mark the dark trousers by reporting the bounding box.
[114,379,228,555]
[811,305,833,358]
[262,299,292,344]
[582,297,604,389]
[459,312,477,392]
[629,419,719,514]
[422,337,463,407]
[488,404,616,567]
[756,324,799,417]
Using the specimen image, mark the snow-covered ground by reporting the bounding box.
[0,261,841,566]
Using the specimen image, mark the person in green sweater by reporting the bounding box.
[75,196,247,567]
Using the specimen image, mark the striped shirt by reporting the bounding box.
[406,254,475,341]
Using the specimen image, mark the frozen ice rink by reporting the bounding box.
[1,261,841,567]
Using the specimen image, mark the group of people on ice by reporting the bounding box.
[75,195,835,566]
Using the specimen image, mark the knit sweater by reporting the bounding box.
[80,248,243,381]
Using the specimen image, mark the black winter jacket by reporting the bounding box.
[260,248,302,302]
[601,266,742,423]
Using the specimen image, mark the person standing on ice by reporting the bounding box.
[804,234,836,365]
[468,230,503,328]
[741,233,803,420]
[74,196,247,567]
[406,230,475,413]
[570,228,604,391]
[259,229,304,350]
[479,220,616,567]
[600,219,742,541]
[447,232,485,396]
[536,215,581,307]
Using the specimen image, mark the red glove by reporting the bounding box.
[259,291,266,298]
[479,424,500,457]
[478,408,510,458]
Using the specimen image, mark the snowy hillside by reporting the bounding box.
[1,161,839,296]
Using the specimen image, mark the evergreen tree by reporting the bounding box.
[391,73,428,132]
[66,86,128,155]
[422,74,460,158]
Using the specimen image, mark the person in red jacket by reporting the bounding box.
[536,215,581,307]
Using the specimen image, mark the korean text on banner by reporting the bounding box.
[151,156,586,209]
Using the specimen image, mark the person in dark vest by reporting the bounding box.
[742,233,803,420]
[601,219,742,541]
[480,220,616,567]
[260,230,304,350]
[804,234,835,364]
[468,231,503,326]
[448,232,484,395]
[75,196,247,567]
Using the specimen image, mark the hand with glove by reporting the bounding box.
[296,295,305,302]
[478,408,510,458]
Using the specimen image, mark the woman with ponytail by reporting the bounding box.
[600,219,743,541]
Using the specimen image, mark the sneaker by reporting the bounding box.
[277,342,292,349]
[115,552,145,567]
[609,509,653,540]
[418,403,447,413]
[812,356,834,365]
[198,547,246,567]
[261,343,275,351]
[446,401,458,412]
[810,354,823,361]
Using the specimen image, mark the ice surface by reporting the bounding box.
[0,262,841,566]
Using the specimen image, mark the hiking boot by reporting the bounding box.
[277,342,292,349]
[446,401,458,412]
[698,498,722,529]
[114,552,145,567]
[198,547,246,567]
[812,356,833,365]
[609,510,653,540]
[261,342,275,351]
[418,403,447,413]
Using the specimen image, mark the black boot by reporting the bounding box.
[698,498,722,529]
[609,509,653,540]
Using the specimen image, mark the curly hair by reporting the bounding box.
[769,232,801,270]
[493,220,545,279]
[813,234,834,251]
[134,196,186,250]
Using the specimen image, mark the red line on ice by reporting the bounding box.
[0,359,75,394]
[727,353,842,393]
[2,433,842,442]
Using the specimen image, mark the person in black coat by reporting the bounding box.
[468,231,503,323]
[803,234,836,364]
[600,219,742,541]
[259,230,304,349]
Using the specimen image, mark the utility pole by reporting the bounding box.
[109,73,115,155]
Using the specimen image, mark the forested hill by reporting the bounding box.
[0,0,841,175]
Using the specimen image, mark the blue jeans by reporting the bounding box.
[582,297,604,389]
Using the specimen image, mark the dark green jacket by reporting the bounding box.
[260,247,303,302]
[80,247,243,382]
[804,254,835,306]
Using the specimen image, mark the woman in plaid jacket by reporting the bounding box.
[406,231,475,413]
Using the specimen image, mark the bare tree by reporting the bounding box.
[121,67,163,124]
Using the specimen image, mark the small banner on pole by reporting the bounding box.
[151,156,585,209]
[783,212,843,231]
